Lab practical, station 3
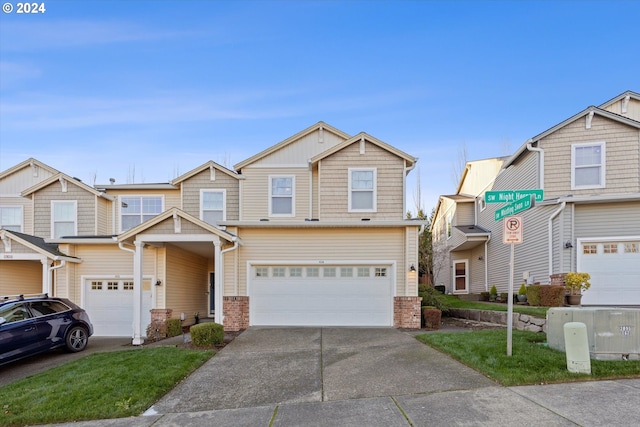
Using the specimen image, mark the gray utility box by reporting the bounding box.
[547,307,639,361]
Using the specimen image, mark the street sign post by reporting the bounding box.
[494,196,534,221]
[503,215,523,357]
[486,189,543,204]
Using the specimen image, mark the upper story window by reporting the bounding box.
[120,196,163,232]
[0,206,23,232]
[269,176,295,217]
[572,142,605,189]
[200,189,226,226]
[348,168,377,212]
[51,200,77,238]
[479,195,486,212]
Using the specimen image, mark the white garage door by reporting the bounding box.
[578,239,640,305]
[85,278,152,336]
[250,264,393,326]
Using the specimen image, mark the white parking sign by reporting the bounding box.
[503,216,523,244]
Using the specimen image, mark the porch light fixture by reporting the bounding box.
[155,280,162,286]
[409,264,416,272]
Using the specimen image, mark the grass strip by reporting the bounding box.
[442,295,549,318]
[417,329,640,386]
[0,347,213,427]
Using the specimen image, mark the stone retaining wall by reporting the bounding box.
[448,308,546,333]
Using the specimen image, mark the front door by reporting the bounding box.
[209,272,215,316]
[453,260,468,294]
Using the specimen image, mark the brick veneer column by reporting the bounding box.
[394,296,422,329]
[223,296,249,331]
[550,273,567,286]
[150,308,173,323]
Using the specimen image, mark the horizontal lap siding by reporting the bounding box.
[240,167,309,221]
[181,169,239,221]
[165,244,208,321]
[0,260,42,295]
[34,181,96,237]
[574,202,640,238]
[543,116,640,198]
[237,227,406,296]
[319,142,405,220]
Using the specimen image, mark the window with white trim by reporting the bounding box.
[323,267,336,277]
[123,281,134,290]
[0,206,23,232]
[357,267,370,277]
[572,142,605,189]
[269,176,295,216]
[107,281,118,290]
[348,168,377,212]
[255,267,269,277]
[340,267,353,277]
[272,267,285,277]
[290,267,302,277]
[306,267,319,277]
[200,189,226,226]
[375,267,387,277]
[51,201,77,238]
[120,196,163,232]
[479,195,486,212]
[603,243,618,254]
[624,243,639,253]
[583,244,597,254]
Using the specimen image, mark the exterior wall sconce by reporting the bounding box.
[155,280,162,286]
[564,241,573,249]
[409,264,416,272]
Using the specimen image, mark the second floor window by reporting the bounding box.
[349,168,377,212]
[572,142,605,189]
[0,206,22,232]
[52,201,77,238]
[270,176,294,216]
[201,190,226,226]
[120,196,163,232]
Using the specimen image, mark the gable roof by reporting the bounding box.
[21,172,113,199]
[234,122,351,170]
[172,160,240,185]
[117,207,237,243]
[505,105,640,169]
[0,229,81,262]
[310,132,417,167]
[0,158,59,181]
[598,90,640,109]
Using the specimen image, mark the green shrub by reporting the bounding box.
[490,285,497,296]
[190,322,224,347]
[418,286,450,313]
[539,285,565,307]
[518,284,527,295]
[526,285,541,306]
[480,291,490,301]
[166,318,183,337]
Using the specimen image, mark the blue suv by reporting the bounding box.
[0,294,94,366]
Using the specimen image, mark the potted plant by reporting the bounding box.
[564,272,591,305]
[489,285,497,302]
[517,283,528,303]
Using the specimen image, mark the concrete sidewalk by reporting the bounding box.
[44,328,640,426]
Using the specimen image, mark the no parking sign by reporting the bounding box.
[503,216,523,244]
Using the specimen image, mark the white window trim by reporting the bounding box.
[348,167,377,213]
[200,189,227,225]
[0,205,24,232]
[571,141,606,190]
[118,195,165,233]
[268,175,295,217]
[51,200,77,239]
[479,195,486,212]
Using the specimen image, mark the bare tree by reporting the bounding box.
[451,142,468,187]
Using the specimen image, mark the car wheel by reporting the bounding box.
[65,326,89,352]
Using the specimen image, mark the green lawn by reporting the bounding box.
[417,329,640,386]
[0,347,213,427]
[443,294,549,318]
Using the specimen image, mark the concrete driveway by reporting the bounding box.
[149,327,495,414]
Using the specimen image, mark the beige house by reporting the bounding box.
[1,122,423,343]
[431,91,640,306]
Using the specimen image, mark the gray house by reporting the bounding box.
[431,91,640,306]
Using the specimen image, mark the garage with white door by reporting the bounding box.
[578,238,640,306]
[249,263,394,326]
[84,278,152,336]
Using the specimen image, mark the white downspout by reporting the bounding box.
[217,238,239,325]
[548,202,566,279]
[47,260,66,296]
[483,234,491,292]
[526,139,544,190]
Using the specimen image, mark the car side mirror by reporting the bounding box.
[0,317,6,326]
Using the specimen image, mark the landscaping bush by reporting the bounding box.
[418,284,450,313]
[422,306,442,330]
[499,292,508,303]
[479,291,490,301]
[539,285,566,307]
[166,318,183,337]
[190,322,224,347]
[526,285,541,306]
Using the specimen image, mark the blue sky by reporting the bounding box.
[1,0,638,213]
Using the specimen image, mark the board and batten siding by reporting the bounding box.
[236,227,409,296]
[574,202,640,238]
[542,115,640,198]
[239,167,310,221]
[165,244,209,321]
[180,169,239,221]
[318,142,405,220]
[0,163,57,195]
[601,97,640,121]
[248,129,346,167]
[0,260,42,295]
[33,181,96,237]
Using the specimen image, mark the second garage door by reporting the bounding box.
[249,264,393,326]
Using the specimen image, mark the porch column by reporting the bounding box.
[213,238,223,324]
[41,259,49,295]
[132,240,144,345]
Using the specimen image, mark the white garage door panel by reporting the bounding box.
[579,240,640,306]
[250,266,393,326]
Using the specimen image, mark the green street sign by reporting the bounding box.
[486,189,543,204]
[494,196,533,221]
